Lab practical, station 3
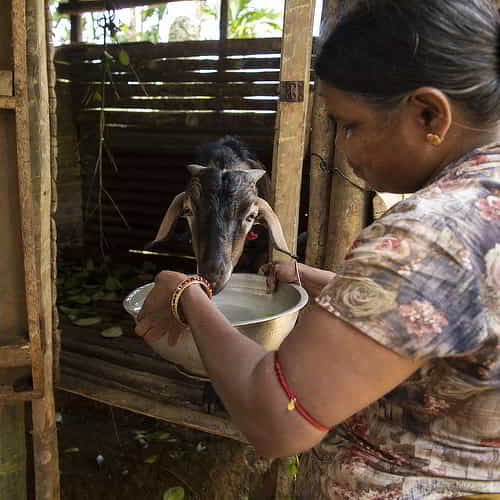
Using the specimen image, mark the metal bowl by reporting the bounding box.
[123,273,309,378]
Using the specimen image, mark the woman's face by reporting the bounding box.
[322,85,443,193]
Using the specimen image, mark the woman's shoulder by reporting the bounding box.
[378,145,500,240]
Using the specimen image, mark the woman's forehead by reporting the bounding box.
[320,85,370,118]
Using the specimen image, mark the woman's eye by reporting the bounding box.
[182,208,193,217]
[339,123,355,138]
[246,214,257,223]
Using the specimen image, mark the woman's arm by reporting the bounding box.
[175,278,424,458]
[262,261,335,298]
[295,262,336,297]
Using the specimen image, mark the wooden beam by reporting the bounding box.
[58,0,195,15]
[0,96,16,109]
[0,345,31,367]
[0,71,12,96]
[271,0,316,256]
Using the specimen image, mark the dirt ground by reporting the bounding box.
[25,389,285,500]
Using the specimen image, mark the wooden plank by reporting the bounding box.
[58,349,246,442]
[72,82,280,99]
[55,38,283,62]
[60,371,246,441]
[69,67,282,84]
[0,70,12,96]
[271,0,317,256]
[82,97,278,112]
[58,0,197,15]
[61,350,205,406]
[0,96,15,109]
[69,57,281,77]
[77,109,276,131]
[0,344,31,367]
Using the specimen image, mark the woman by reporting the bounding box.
[135,0,500,498]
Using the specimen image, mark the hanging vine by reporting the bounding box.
[83,9,149,255]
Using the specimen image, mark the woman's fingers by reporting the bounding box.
[168,328,183,346]
[135,317,153,337]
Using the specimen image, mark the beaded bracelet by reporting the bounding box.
[274,351,330,432]
[170,276,213,326]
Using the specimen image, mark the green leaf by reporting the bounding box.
[150,431,171,441]
[105,276,122,291]
[59,305,81,315]
[91,290,105,301]
[64,447,80,453]
[72,317,102,327]
[102,292,119,302]
[118,49,130,66]
[100,326,123,338]
[68,294,91,305]
[163,487,185,500]
[144,455,158,464]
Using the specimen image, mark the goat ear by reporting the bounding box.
[187,164,208,177]
[246,169,266,183]
[153,192,186,242]
[255,198,290,253]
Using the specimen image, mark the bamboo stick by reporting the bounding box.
[323,153,370,271]
[271,0,317,257]
[305,0,337,268]
[27,1,61,498]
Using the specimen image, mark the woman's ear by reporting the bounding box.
[407,87,453,143]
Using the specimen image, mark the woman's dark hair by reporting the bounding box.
[315,0,500,123]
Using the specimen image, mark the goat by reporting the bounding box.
[148,136,289,293]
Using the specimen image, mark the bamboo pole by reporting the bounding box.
[271,0,317,257]
[323,154,370,271]
[0,404,26,500]
[305,0,337,268]
[27,1,61,498]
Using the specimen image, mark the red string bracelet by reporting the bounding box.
[274,351,330,432]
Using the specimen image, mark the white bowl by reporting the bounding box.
[123,273,308,378]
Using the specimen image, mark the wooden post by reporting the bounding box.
[70,15,82,43]
[220,0,228,41]
[0,2,27,499]
[271,0,317,257]
[27,0,61,498]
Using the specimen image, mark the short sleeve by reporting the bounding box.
[316,212,488,360]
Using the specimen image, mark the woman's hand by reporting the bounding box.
[135,270,187,346]
[258,260,299,292]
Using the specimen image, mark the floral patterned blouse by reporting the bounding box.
[312,144,500,499]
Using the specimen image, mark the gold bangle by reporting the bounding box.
[170,276,213,326]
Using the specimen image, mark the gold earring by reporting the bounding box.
[426,133,443,146]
